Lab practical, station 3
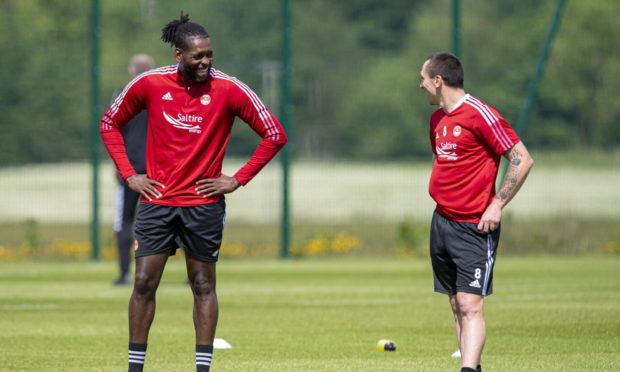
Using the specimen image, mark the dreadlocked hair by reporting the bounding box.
[161,12,209,50]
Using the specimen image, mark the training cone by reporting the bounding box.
[214,338,232,349]
[376,339,397,352]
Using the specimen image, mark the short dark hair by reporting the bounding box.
[426,52,464,88]
[161,12,210,50]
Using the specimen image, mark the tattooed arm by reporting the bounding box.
[477,141,534,233]
[496,141,534,206]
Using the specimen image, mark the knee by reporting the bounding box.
[456,294,484,318]
[133,272,157,297]
[190,275,215,299]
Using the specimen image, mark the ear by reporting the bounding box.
[433,75,443,88]
[174,48,183,63]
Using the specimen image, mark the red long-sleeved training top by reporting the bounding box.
[100,65,287,206]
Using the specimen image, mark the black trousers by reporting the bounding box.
[114,181,141,277]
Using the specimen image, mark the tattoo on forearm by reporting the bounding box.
[497,149,523,202]
[509,148,522,165]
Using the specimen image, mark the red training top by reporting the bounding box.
[100,65,287,206]
[429,94,520,223]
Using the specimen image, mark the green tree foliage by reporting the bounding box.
[0,0,618,165]
[536,1,620,148]
[334,0,421,51]
[327,0,620,158]
[0,0,90,164]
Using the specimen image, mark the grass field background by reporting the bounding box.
[0,257,618,371]
[0,152,618,370]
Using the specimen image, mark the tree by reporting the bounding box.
[0,0,618,166]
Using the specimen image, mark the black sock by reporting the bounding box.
[476,364,482,372]
[196,344,213,372]
[128,343,147,372]
[461,368,476,372]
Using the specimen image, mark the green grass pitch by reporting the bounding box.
[0,257,618,371]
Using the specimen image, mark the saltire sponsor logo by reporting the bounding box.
[163,111,203,134]
[436,141,458,160]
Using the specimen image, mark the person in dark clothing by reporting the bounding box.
[112,54,155,286]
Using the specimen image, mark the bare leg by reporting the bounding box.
[449,295,462,353]
[186,255,218,344]
[456,292,485,369]
[129,253,169,343]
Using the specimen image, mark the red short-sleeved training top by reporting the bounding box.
[429,94,520,223]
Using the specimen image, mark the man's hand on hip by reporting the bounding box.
[477,200,503,233]
[126,174,165,201]
[195,174,240,197]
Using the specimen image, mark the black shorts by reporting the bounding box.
[134,199,226,262]
[430,210,500,296]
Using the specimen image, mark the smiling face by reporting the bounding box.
[176,36,213,83]
[419,59,441,106]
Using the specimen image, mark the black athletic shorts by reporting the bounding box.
[430,210,500,296]
[134,198,226,262]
